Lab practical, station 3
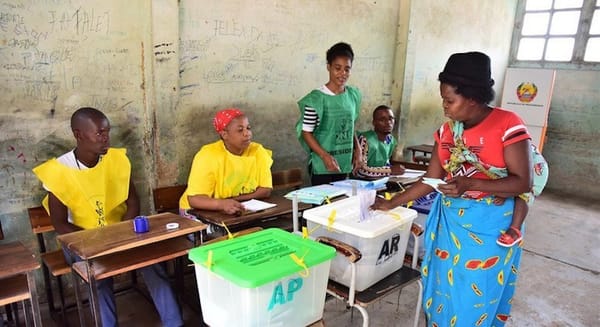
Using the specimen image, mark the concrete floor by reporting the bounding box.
[6,191,599,326]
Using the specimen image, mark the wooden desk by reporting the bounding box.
[0,242,42,326]
[406,144,433,164]
[57,213,206,326]
[190,195,311,229]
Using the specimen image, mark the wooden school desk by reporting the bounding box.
[57,213,206,327]
[0,242,42,326]
[190,195,311,231]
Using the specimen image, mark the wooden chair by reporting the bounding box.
[272,167,303,192]
[27,206,72,322]
[0,220,21,326]
[260,168,304,232]
[316,223,425,327]
[1,221,42,326]
[392,160,429,171]
[152,184,187,214]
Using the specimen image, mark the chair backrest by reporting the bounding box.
[28,206,54,234]
[27,206,55,255]
[152,185,187,214]
[272,167,303,192]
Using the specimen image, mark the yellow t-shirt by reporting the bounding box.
[32,148,131,229]
[179,140,273,209]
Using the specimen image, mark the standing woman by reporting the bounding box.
[373,52,533,326]
[296,42,363,185]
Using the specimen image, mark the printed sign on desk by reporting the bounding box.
[501,68,556,126]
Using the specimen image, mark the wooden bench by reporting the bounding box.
[27,206,72,321]
[0,275,30,306]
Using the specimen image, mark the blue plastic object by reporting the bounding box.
[409,192,438,214]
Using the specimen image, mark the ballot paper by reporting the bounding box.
[241,199,277,212]
[422,177,446,193]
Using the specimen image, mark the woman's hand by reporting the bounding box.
[220,199,244,215]
[370,197,395,211]
[438,176,473,197]
[322,153,341,172]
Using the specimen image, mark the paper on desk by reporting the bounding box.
[241,199,277,212]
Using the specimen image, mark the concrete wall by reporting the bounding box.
[169,0,403,186]
[543,71,600,199]
[397,0,518,156]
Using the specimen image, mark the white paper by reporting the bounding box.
[241,199,277,212]
[358,189,376,222]
[422,177,446,193]
[394,169,426,179]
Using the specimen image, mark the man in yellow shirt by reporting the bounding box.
[33,107,183,327]
[179,108,273,219]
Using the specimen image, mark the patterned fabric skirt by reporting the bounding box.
[422,195,523,327]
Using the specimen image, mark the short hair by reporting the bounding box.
[70,107,108,131]
[372,105,392,119]
[326,42,354,64]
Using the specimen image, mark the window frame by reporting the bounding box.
[509,0,600,70]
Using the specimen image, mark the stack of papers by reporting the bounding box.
[241,199,277,212]
[284,184,348,205]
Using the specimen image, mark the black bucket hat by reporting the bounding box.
[439,52,495,88]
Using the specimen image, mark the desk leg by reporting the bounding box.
[72,270,87,327]
[26,271,42,327]
[292,195,299,233]
[87,261,103,327]
[174,257,184,303]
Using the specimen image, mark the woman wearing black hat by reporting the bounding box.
[373,52,534,326]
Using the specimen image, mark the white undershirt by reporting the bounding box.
[44,149,96,223]
[302,85,337,132]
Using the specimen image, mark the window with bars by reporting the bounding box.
[510,0,600,69]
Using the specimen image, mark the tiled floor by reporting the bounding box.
[3,191,598,326]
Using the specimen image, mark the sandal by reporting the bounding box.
[497,226,523,247]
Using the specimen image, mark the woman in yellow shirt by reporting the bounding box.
[179,108,273,216]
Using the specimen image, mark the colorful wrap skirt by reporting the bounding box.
[422,195,522,327]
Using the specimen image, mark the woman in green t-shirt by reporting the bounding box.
[296,42,363,185]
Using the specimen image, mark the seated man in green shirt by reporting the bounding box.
[355,105,405,179]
